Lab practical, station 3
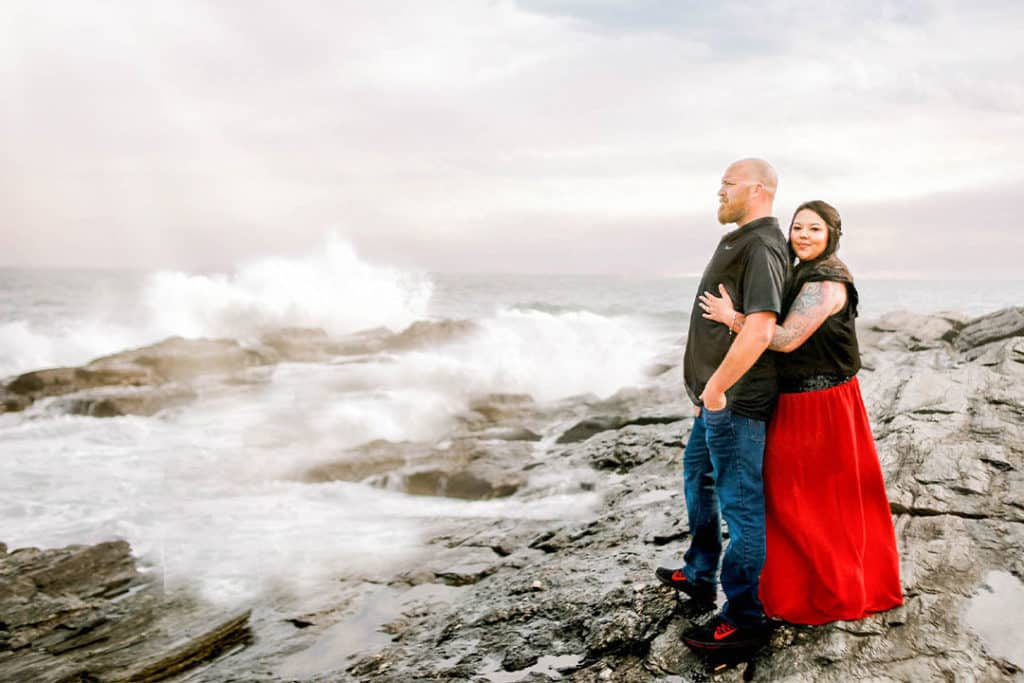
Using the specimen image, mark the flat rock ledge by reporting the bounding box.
[0,540,252,682]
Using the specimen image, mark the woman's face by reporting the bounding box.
[790,209,829,261]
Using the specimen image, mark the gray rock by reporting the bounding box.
[303,438,532,500]
[1,336,274,415]
[954,306,1024,351]
[260,326,334,361]
[399,465,526,500]
[55,383,198,417]
[385,319,478,351]
[0,540,252,682]
[86,336,274,383]
[7,306,1024,682]
[468,393,536,422]
[557,415,686,445]
[474,426,543,441]
[557,416,628,443]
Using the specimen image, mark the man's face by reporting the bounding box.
[717,164,757,225]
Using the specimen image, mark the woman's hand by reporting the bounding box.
[698,284,737,330]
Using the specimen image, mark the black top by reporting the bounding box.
[776,256,862,386]
[683,216,791,421]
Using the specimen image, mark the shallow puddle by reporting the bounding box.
[964,570,1024,668]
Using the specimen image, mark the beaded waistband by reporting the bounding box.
[779,374,853,394]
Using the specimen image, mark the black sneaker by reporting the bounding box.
[654,567,716,605]
[681,615,772,651]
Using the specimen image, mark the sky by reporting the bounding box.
[1,0,1022,277]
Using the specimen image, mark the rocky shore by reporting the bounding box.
[2,307,1023,682]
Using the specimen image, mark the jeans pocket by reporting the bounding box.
[746,418,766,444]
[703,405,735,441]
[703,404,732,423]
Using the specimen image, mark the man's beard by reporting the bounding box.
[718,200,746,225]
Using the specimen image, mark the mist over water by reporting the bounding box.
[0,239,664,604]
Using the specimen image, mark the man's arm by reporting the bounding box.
[700,311,776,410]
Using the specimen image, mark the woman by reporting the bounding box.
[697,200,902,625]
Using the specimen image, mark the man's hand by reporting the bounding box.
[701,310,776,408]
[700,387,727,411]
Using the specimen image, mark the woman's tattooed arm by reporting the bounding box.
[710,279,847,352]
[767,281,846,352]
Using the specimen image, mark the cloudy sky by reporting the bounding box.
[2,0,1022,277]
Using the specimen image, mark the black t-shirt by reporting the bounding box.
[683,216,791,421]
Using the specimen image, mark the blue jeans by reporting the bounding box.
[682,406,767,627]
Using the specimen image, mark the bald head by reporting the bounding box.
[728,158,778,197]
[717,158,778,226]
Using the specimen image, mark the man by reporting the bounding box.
[656,158,790,650]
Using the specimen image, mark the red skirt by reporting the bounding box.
[758,376,903,625]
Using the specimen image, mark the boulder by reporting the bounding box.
[954,306,1024,351]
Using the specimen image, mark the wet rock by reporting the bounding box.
[585,609,644,657]
[55,383,198,417]
[474,426,542,442]
[500,634,540,671]
[644,362,675,377]
[260,326,334,361]
[6,365,156,402]
[305,438,532,500]
[385,319,478,351]
[399,547,502,588]
[399,465,526,500]
[557,416,629,444]
[87,336,273,383]
[0,389,32,412]
[574,423,683,473]
[327,326,395,356]
[557,415,685,445]
[301,439,421,483]
[468,393,536,422]
[1,336,273,415]
[0,540,251,682]
[116,610,253,682]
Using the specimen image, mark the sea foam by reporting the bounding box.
[142,237,432,340]
[0,237,433,378]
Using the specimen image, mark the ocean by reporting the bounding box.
[1,239,1022,608]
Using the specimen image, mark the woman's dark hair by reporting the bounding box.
[789,199,842,263]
